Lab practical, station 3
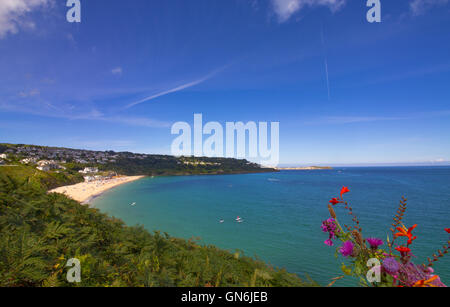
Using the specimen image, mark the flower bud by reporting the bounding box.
[328,204,336,219]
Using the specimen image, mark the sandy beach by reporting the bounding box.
[49,176,145,204]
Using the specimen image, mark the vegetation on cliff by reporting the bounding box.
[0,167,312,287]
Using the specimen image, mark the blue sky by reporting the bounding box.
[0,0,450,165]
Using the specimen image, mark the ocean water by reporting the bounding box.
[91,167,450,286]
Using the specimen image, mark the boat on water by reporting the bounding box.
[220,219,224,223]
[130,202,136,206]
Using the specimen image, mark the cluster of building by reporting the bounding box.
[182,160,222,166]
[3,145,121,164]
[79,167,99,174]
[36,160,67,172]
[83,174,116,182]
[1,145,159,165]
[0,153,7,165]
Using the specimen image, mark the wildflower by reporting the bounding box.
[339,241,354,257]
[399,263,447,287]
[321,218,339,246]
[352,230,364,246]
[329,198,341,206]
[367,238,383,250]
[412,275,439,287]
[321,218,337,233]
[340,187,350,199]
[395,246,411,256]
[395,224,417,245]
[328,204,336,219]
[382,257,400,275]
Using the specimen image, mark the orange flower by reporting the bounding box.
[395,246,411,253]
[395,224,417,245]
[329,198,341,206]
[413,275,439,287]
[340,187,350,199]
[445,228,450,234]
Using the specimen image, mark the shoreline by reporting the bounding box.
[276,167,333,170]
[49,175,145,204]
[47,170,274,205]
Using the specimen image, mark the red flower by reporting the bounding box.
[329,198,341,206]
[395,224,417,245]
[340,187,350,199]
[395,246,411,254]
[445,228,450,234]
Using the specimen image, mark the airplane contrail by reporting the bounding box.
[324,57,331,101]
[125,66,227,109]
[321,26,331,101]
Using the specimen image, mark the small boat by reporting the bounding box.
[220,219,224,223]
[236,216,242,221]
[130,202,136,206]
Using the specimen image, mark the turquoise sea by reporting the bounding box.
[91,167,450,286]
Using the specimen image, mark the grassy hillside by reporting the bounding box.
[0,167,314,287]
[101,156,275,176]
[0,143,276,177]
[0,165,83,190]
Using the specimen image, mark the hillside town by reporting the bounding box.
[0,144,273,179]
[0,145,134,182]
[0,144,153,164]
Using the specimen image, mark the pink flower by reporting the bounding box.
[324,239,334,246]
[367,238,383,250]
[339,241,354,257]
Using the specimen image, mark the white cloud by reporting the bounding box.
[271,0,346,22]
[410,0,449,15]
[111,67,123,76]
[18,88,40,97]
[0,0,51,38]
[431,158,446,163]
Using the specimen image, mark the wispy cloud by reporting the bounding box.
[271,0,346,22]
[80,114,172,128]
[304,116,404,125]
[304,110,450,125]
[125,67,224,109]
[52,108,172,128]
[0,99,171,128]
[410,0,449,15]
[111,67,123,76]
[18,88,40,98]
[0,0,52,38]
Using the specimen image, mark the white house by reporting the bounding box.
[21,158,38,164]
[36,160,65,171]
[79,167,99,174]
